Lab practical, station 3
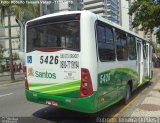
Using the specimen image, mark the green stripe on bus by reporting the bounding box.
[29,80,81,92]
[98,68,138,85]
[42,86,80,95]
[99,68,138,77]
[29,83,57,87]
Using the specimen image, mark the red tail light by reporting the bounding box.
[79,68,93,97]
[24,66,29,90]
[75,14,81,20]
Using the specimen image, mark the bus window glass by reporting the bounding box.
[27,21,80,52]
[146,45,148,59]
[143,41,147,59]
[97,25,105,43]
[128,35,137,60]
[97,23,115,61]
[116,30,128,60]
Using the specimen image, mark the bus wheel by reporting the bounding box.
[124,84,131,104]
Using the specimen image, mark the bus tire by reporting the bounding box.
[124,84,131,104]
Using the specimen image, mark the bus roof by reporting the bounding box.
[27,11,84,23]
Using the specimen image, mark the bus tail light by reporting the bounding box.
[79,68,93,98]
[75,14,81,20]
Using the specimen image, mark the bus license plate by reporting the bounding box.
[46,100,58,106]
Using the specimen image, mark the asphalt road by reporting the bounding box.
[0,82,98,123]
[0,69,159,123]
[0,82,108,123]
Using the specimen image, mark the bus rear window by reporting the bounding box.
[27,21,80,52]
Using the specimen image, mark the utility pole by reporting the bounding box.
[39,0,43,16]
[7,8,15,81]
[15,19,23,51]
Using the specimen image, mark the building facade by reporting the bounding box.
[0,16,20,58]
[0,16,22,74]
[83,0,121,25]
[43,0,83,15]
[120,0,130,30]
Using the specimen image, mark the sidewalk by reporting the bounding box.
[131,71,160,117]
[0,74,25,83]
[119,68,160,120]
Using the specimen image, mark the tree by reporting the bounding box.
[0,44,3,59]
[129,0,160,38]
[0,0,39,81]
[156,29,160,44]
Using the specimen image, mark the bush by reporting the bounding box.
[156,48,160,53]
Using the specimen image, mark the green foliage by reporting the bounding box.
[129,0,160,33]
[156,47,160,53]
[0,0,39,24]
[156,29,160,44]
[0,0,39,80]
[0,44,3,58]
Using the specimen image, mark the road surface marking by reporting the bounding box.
[0,93,13,98]
[0,81,24,87]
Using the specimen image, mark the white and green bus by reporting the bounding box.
[25,11,153,113]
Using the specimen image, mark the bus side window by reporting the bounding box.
[97,25,105,43]
[97,22,115,62]
[143,41,147,59]
[128,35,137,60]
[115,30,128,61]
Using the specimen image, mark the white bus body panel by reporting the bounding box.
[80,12,98,91]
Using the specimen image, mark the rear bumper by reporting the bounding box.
[25,89,98,113]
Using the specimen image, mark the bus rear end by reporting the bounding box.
[25,12,98,113]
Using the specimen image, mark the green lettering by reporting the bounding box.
[42,72,45,78]
[45,71,48,78]
[39,72,43,78]
[48,73,52,78]
[35,71,39,77]
[34,70,56,79]
[52,73,56,79]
